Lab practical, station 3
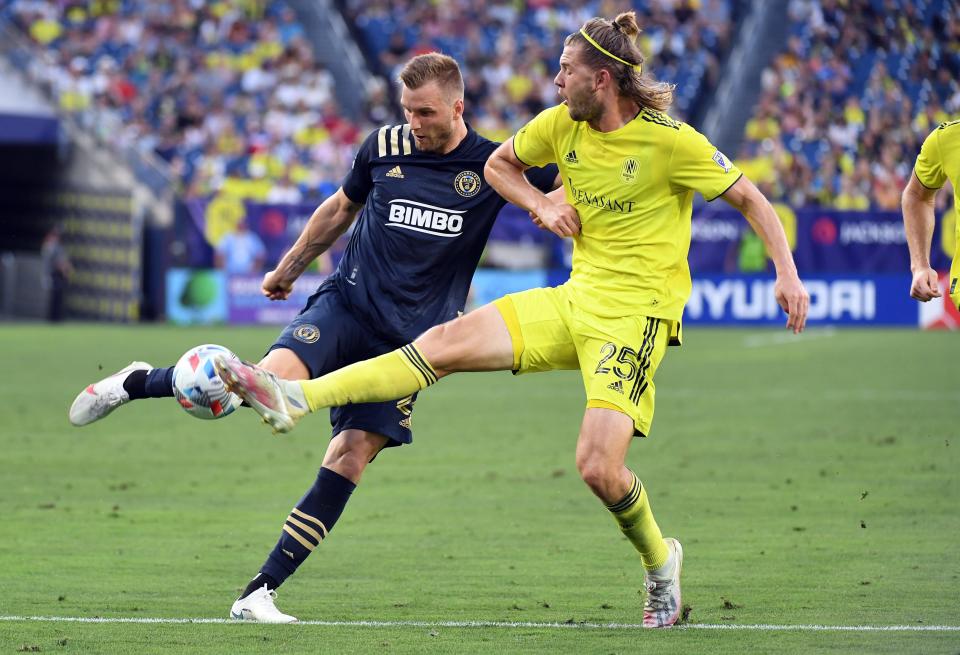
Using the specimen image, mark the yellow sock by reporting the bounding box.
[300,344,438,412]
[607,472,669,570]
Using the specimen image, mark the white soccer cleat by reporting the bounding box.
[214,356,308,434]
[68,361,153,427]
[229,584,298,623]
[643,537,683,628]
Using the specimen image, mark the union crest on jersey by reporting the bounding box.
[293,324,320,343]
[454,170,482,197]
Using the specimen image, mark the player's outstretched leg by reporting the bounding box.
[218,304,514,435]
[229,584,297,623]
[216,343,437,434]
[69,362,176,426]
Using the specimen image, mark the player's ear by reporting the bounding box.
[452,97,464,119]
[595,68,611,91]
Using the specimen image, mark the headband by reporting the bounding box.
[579,28,642,73]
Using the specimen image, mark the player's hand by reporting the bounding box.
[909,267,942,301]
[774,273,809,334]
[533,201,580,238]
[261,269,295,301]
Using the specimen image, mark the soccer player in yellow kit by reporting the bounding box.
[903,119,960,309]
[218,12,809,628]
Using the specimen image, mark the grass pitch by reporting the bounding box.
[1,324,957,653]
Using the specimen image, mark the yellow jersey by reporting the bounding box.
[514,104,742,321]
[913,120,960,297]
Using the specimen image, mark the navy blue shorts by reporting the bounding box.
[267,284,416,446]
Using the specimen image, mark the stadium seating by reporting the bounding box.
[5,1,739,202]
[738,0,958,210]
[342,0,738,141]
[3,0,360,202]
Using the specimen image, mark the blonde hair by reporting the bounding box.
[566,12,674,112]
[398,53,464,100]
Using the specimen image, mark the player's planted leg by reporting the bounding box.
[577,407,682,628]
[69,362,176,426]
[231,429,387,622]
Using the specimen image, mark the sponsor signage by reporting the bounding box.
[166,269,328,325]
[689,208,952,274]
[684,275,918,325]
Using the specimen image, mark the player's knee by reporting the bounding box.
[415,320,465,375]
[323,430,387,480]
[576,454,617,497]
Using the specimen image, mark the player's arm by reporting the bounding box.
[901,172,942,301]
[529,176,565,229]
[262,188,361,300]
[486,138,580,237]
[721,176,809,333]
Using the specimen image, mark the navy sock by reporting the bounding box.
[259,467,357,586]
[239,572,280,600]
[123,366,175,400]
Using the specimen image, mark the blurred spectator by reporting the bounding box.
[215,220,267,274]
[41,225,72,322]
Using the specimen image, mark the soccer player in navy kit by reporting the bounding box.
[68,53,558,622]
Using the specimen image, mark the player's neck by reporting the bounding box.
[588,97,641,133]
[438,119,469,155]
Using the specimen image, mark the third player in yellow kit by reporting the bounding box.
[903,119,960,309]
[216,11,810,629]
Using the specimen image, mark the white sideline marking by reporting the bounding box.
[1,616,958,632]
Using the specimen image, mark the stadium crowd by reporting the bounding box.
[5,0,737,202]
[3,0,387,202]
[6,0,955,213]
[738,0,958,211]
[343,0,737,141]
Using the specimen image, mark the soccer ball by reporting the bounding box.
[172,344,243,420]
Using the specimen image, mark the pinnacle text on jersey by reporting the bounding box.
[567,177,636,214]
[387,199,465,238]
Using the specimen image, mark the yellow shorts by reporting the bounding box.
[493,284,676,437]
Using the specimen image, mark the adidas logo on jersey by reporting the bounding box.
[564,150,579,164]
[607,380,624,394]
[386,166,404,179]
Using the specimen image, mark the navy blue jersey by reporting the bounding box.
[330,123,557,343]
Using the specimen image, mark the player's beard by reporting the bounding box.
[565,88,603,123]
[416,123,456,154]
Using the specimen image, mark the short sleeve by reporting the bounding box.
[522,163,559,193]
[668,124,743,201]
[914,128,946,190]
[341,129,379,203]
[513,106,562,168]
